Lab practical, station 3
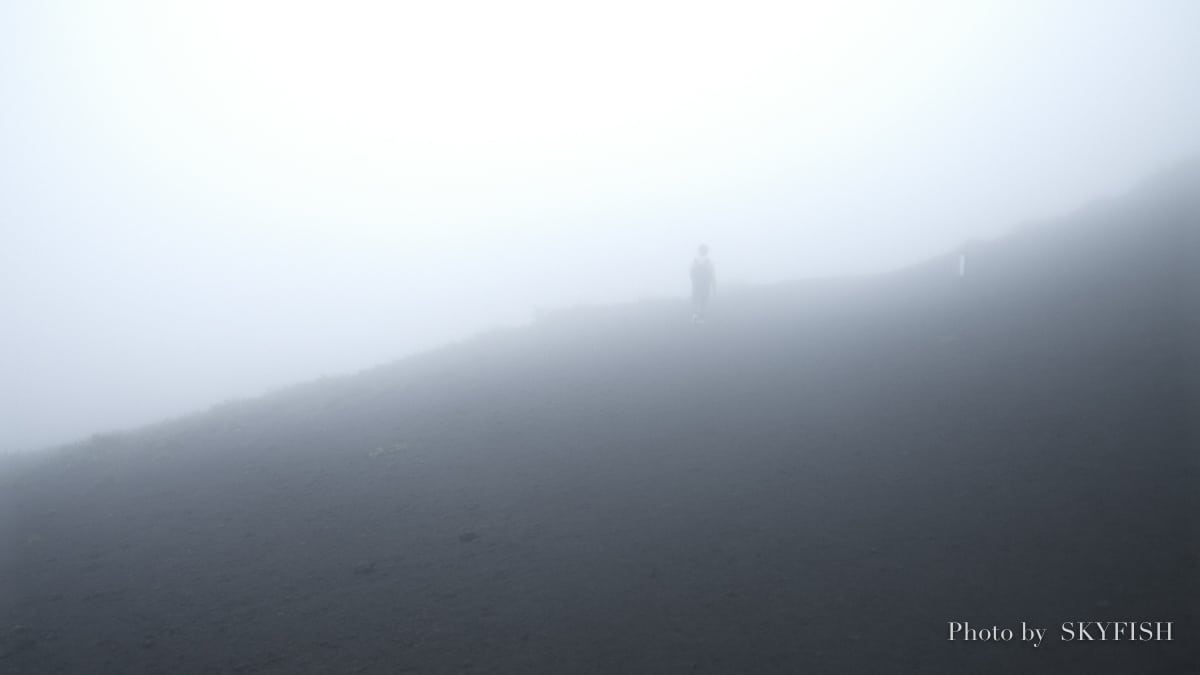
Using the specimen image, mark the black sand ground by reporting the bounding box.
[2,175,1197,673]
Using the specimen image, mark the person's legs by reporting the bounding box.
[691,287,709,322]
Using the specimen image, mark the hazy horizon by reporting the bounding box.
[5,0,1200,452]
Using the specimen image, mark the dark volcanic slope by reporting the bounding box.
[3,179,1197,674]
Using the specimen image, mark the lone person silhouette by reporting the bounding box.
[690,244,716,323]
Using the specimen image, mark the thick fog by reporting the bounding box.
[4,0,1200,452]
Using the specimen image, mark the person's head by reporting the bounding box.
[697,244,709,258]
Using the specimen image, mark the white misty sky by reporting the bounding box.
[3,0,1200,451]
